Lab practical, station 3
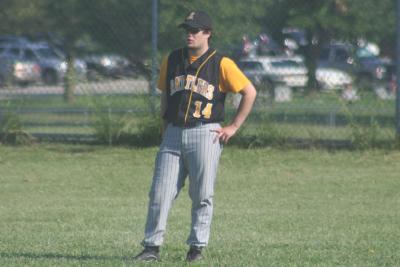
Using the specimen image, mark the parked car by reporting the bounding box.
[319,42,387,90]
[0,55,41,87]
[256,56,308,88]
[316,67,353,90]
[0,41,87,85]
[237,60,268,87]
[240,55,355,92]
[83,54,138,81]
[238,56,308,93]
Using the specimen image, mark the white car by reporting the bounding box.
[246,55,308,88]
[240,56,354,91]
[316,67,353,90]
[237,60,268,86]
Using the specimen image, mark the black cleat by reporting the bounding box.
[186,246,203,262]
[133,246,160,262]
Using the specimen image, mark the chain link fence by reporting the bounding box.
[0,0,398,148]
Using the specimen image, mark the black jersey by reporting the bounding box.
[164,48,226,126]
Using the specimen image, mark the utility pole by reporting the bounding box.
[150,0,158,114]
[397,0,400,143]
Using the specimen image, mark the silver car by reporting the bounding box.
[0,42,87,85]
[240,56,308,88]
[0,54,41,87]
[256,56,308,88]
[240,56,354,91]
[237,60,268,86]
[316,67,353,90]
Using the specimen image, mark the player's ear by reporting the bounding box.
[203,30,212,41]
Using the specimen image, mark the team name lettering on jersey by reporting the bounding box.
[170,74,214,100]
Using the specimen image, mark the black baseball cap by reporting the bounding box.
[179,11,212,30]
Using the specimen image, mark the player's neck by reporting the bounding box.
[188,44,209,58]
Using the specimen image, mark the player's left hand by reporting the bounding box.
[210,124,239,144]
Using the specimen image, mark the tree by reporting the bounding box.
[79,0,153,79]
[0,0,84,103]
[346,0,395,57]
[263,0,395,92]
[40,0,88,103]
[76,0,270,96]
[0,0,45,35]
[277,0,355,92]
[157,0,270,57]
[2,0,395,98]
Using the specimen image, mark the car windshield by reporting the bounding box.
[239,61,264,71]
[35,48,60,59]
[271,60,301,68]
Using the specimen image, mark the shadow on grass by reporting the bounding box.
[0,251,134,263]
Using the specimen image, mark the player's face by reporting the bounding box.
[185,27,210,50]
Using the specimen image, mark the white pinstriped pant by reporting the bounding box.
[142,122,223,247]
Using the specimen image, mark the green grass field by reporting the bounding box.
[0,144,399,266]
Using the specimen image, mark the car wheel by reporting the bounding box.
[42,70,58,85]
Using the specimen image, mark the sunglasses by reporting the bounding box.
[185,28,202,34]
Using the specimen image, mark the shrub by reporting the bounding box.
[350,118,380,150]
[0,112,35,145]
[231,115,288,148]
[130,114,162,146]
[92,108,128,145]
[92,107,162,146]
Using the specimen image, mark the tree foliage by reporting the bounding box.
[0,0,45,35]
[260,0,395,91]
[157,0,269,56]
[79,0,152,61]
[0,0,396,94]
[2,0,395,58]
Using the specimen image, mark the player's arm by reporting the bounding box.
[212,57,257,144]
[160,89,168,135]
[158,55,169,135]
[214,83,256,144]
[228,83,256,130]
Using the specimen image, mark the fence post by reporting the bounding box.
[397,0,400,142]
[150,0,158,114]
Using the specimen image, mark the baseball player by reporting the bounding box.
[134,10,257,262]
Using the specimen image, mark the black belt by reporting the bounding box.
[172,121,209,128]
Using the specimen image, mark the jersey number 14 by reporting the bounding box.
[193,101,213,119]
